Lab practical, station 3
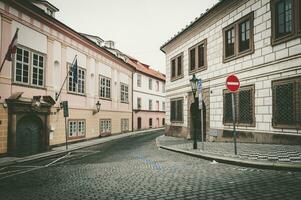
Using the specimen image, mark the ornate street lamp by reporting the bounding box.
[190,74,198,98]
[190,74,198,149]
[93,101,101,115]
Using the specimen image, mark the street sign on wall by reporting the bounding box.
[226,75,240,92]
[197,79,202,109]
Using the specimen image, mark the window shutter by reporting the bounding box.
[224,92,233,123]
[238,89,253,124]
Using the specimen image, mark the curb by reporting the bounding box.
[0,128,164,168]
[156,137,301,171]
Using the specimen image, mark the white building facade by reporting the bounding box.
[129,58,166,130]
[161,0,301,144]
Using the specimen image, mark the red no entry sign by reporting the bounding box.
[226,75,240,92]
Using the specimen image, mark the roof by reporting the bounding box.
[127,57,166,82]
[160,0,227,52]
[31,0,59,12]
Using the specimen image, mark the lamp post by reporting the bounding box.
[93,101,101,115]
[190,74,198,150]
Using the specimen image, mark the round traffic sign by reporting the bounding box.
[226,75,240,92]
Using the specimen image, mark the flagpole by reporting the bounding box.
[0,28,19,73]
[55,55,77,101]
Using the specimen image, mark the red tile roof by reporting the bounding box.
[127,57,166,81]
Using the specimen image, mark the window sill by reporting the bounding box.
[223,48,254,63]
[171,75,184,82]
[12,82,46,90]
[271,34,301,46]
[189,66,207,75]
[99,97,112,101]
[67,135,86,140]
[67,92,86,97]
[223,122,256,127]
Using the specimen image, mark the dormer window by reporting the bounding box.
[46,8,54,17]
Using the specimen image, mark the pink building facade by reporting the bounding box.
[0,0,135,156]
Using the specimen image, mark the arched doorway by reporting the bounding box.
[16,115,42,156]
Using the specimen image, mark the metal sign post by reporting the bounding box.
[231,93,237,155]
[226,75,240,155]
[61,101,69,150]
[197,79,204,151]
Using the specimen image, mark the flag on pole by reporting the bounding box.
[0,28,19,73]
[5,28,19,61]
[71,58,78,83]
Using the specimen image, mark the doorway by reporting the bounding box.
[16,115,42,156]
[137,117,142,130]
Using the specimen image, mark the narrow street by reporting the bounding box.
[1,130,301,200]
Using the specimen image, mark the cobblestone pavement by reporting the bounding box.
[159,136,301,163]
[1,131,301,200]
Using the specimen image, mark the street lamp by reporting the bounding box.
[93,101,101,115]
[190,74,198,149]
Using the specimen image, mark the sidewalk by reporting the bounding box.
[0,128,164,167]
[156,135,301,170]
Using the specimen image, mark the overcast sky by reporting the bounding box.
[48,0,219,74]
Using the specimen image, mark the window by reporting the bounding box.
[121,118,129,132]
[137,74,141,87]
[189,39,207,73]
[223,12,254,62]
[149,118,153,128]
[162,118,165,126]
[149,99,153,110]
[271,0,301,44]
[14,47,45,87]
[170,53,183,81]
[272,76,301,129]
[68,66,86,95]
[162,102,165,111]
[223,85,255,126]
[156,80,159,92]
[162,83,165,93]
[68,120,86,138]
[120,83,129,103]
[100,119,111,134]
[149,78,152,90]
[170,98,183,122]
[156,100,159,111]
[137,97,141,110]
[99,76,111,99]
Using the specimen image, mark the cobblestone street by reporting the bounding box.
[1,130,301,200]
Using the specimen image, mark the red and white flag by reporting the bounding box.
[5,28,19,61]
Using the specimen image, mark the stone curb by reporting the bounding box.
[156,136,301,171]
[0,128,164,167]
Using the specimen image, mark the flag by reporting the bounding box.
[5,28,19,61]
[71,58,78,83]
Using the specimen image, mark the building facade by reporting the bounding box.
[0,0,135,156]
[161,0,301,144]
[128,58,166,130]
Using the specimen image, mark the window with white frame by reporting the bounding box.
[121,83,129,103]
[137,74,142,87]
[68,120,86,138]
[68,66,86,95]
[149,78,152,90]
[15,47,45,87]
[121,118,129,132]
[149,99,153,110]
[156,80,159,92]
[99,76,111,99]
[100,119,111,134]
[137,97,141,109]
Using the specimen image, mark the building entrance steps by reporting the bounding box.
[156,135,301,170]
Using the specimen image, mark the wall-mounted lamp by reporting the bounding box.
[93,101,101,115]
